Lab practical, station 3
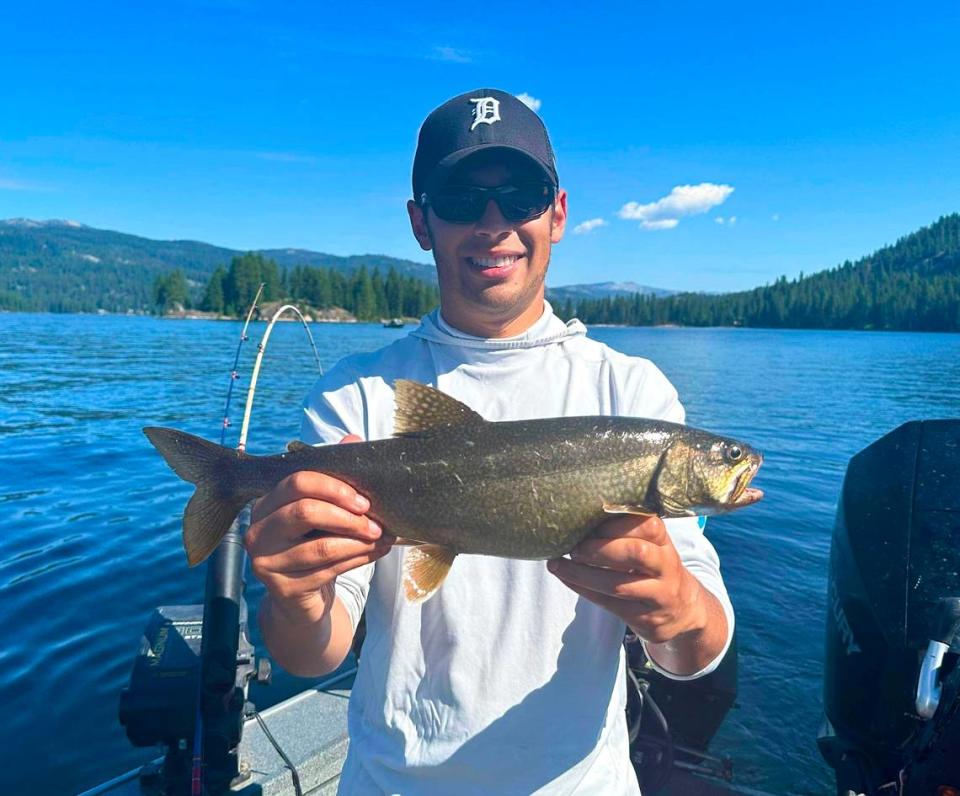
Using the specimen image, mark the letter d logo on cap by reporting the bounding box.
[469,97,501,131]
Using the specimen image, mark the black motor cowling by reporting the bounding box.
[818,419,960,794]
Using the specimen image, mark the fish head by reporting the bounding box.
[654,432,763,516]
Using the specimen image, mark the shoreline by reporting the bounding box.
[2,309,957,335]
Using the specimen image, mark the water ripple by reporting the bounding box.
[4,555,87,589]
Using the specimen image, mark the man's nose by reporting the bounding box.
[474,198,512,236]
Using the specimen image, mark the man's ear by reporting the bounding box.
[550,188,568,244]
[407,200,433,251]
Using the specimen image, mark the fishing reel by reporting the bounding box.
[118,514,271,795]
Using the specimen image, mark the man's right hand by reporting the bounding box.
[244,434,395,627]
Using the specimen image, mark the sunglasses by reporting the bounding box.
[420,183,556,224]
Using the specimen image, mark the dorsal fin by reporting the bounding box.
[393,379,485,436]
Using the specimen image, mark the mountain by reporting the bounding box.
[571,213,960,332]
[547,281,675,304]
[0,220,436,313]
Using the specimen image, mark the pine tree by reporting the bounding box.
[153,269,189,314]
[201,266,226,313]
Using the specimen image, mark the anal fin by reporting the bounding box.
[403,544,456,603]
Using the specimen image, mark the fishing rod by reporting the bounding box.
[195,297,324,794]
[119,289,325,796]
[192,283,266,795]
[239,303,323,451]
[219,283,266,446]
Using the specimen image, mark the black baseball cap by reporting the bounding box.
[412,88,559,200]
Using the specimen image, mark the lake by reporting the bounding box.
[2,313,959,794]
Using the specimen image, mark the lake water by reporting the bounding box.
[2,313,959,795]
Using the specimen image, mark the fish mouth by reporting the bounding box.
[729,459,763,506]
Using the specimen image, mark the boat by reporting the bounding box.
[84,420,960,796]
[382,317,404,328]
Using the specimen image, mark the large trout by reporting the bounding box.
[145,379,763,601]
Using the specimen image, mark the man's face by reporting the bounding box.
[407,158,568,338]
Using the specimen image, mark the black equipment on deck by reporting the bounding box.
[118,514,269,794]
[626,630,738,792]
[817,419,960,794]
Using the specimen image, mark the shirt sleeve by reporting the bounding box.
[299,372,375,632]
[640,515,736,680]
[624,359,736,680]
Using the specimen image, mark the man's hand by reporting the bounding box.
[245,435,395,627]
[547,513,728,676]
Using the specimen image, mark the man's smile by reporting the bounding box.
[464,253,525,279]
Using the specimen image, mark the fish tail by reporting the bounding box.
[143,427,251,567]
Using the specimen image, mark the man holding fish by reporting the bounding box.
[161,90,759,794]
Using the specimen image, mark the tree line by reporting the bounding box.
[560,214,960,332]
[153,252,440,320]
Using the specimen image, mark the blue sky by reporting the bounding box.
[2,1,958,292]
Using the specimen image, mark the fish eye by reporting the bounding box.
[726,445,743,463]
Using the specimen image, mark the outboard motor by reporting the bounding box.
[818,420,960,795]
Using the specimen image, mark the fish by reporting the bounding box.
[144,379,763,602]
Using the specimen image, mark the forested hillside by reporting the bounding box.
[4,214,958,331]
[566,214,960,331]
[0,220,435,313]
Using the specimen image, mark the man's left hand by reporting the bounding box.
[547,513,727,675]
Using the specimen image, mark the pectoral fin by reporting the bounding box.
[403,544,457,603]
[602,502,656,516]
[656,492,696,517]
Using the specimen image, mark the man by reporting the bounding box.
[245,88,734,794]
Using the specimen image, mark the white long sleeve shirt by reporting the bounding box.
[299,302,734,795]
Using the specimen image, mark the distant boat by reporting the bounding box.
[382,318,404,328]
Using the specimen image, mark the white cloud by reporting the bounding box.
[772,213,780,222]
[573,217,608,235]
[716,215,737,225]
[715,216,725,225]
[618,183,734,230]
[432,45,472,63]
[516,92,542,112]
[641,219,679,230]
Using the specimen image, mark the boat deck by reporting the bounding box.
[83,670,773,796]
